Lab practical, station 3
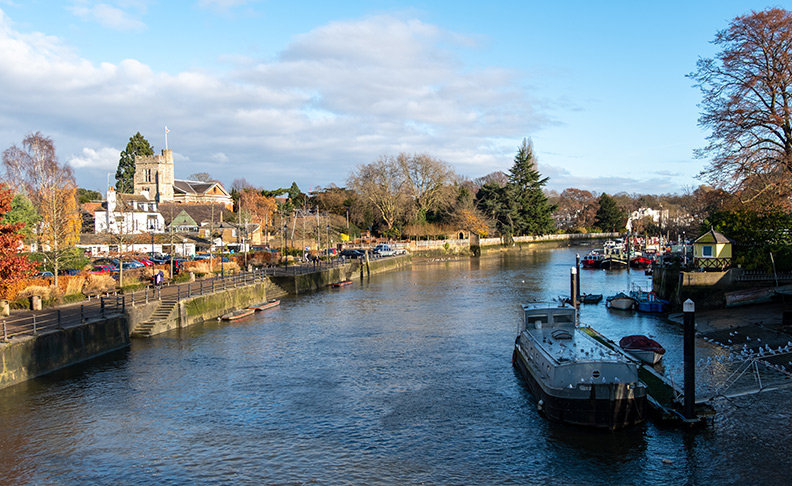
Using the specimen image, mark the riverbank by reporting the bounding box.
[667,300,789,333]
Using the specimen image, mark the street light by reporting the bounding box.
[150,231,155,257]
[283,224,288,266]
[326,224,330,256]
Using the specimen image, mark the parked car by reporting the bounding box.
[58,268,81,276]
[136,259,154,267]
[324,248,338,256]
[373,244,396,256]
[193,253,212,260]
[35,271,55,278]
[340,249,365,258]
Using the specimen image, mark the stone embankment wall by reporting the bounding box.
[0,316,128,390]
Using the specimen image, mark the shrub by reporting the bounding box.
[82,274,116,296]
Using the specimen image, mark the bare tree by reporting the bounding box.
[3,132,80,287]
[397,153,457,222]
[690,8,792,206]
[347,156,409,231]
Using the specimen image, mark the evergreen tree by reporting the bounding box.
[507,139,556,235]
[475,138,556,240]
[116,132,153,193]
[595,193,625,231]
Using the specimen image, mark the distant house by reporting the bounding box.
[94,187,165,235]
[693,228,733,270]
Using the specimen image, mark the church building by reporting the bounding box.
[133,149,233,209]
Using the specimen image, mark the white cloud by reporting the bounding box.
[68,146,119,169]
[67,2,146,31]
[0,10,559,193]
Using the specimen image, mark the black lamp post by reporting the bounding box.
[283,224,288,266]
[150,231,155,257]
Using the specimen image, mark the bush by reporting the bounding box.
[82,274,116,296]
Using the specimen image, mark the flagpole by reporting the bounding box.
[165,126,169,150]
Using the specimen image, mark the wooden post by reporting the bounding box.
[570,267,578,307]
[683,299,697,421]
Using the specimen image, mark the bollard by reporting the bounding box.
[81,304,85,322]
[57,309,62,329]
[33,314,37,334]
[570,267,578,307]
[3,319,7,342]
[683,299,697,421]
[101,296,105,317]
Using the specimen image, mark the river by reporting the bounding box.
[1,245,790,485]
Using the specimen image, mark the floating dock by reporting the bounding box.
[582,327,715,427]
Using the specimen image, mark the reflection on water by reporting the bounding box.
[0,246,791,485]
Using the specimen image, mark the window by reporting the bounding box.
[702,245,713,257]
[147,217,157,231]
[145,169,152,183]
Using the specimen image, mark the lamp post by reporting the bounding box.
[326,224,330,256]
[282,224,288,266]
[150,231,155,257]
[683,231,687,267]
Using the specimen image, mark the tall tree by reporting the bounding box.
[116,132,153,193]
[690,8,792,205]
[594,193,626,232]
[3,132,81,287]
[507,139,556,235]
[397,153,457,223]
[552,188,598,231]
[0,184,39,288]
[347,156,408,232]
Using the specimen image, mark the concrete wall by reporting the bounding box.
[0,315,129,390]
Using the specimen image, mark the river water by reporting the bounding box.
[1,246,791,485]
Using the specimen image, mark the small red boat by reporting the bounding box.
[630,255,653,269]
[221,308,256,321]
[248,299,280,311]
[619,335,666,365]
[331,280,353,288]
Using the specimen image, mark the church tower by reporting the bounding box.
[133,149,174,202]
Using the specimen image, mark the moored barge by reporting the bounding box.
[512,303,648,429]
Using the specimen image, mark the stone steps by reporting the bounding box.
[131,299,179,338]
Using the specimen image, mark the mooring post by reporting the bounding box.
[570,267,578,307]
[575,254,581,300]
[683,299,697,421]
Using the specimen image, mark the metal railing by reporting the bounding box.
[2,296,125,342]
[1,260,354,342]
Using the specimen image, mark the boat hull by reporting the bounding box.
[221,309,255,320]
[249,299,280,311]
[607,296,636,310]
[513,346,648,429]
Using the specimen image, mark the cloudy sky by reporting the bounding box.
[0,1,782,196]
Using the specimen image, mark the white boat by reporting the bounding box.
[512,303,648,429]
[606,292,636,310]
[619,335,666,365]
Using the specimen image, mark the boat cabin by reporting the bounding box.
[521,304,576,331]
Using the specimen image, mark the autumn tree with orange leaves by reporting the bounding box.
[238,188,278,244]
[3,132,81,288]
[0,184,39,287]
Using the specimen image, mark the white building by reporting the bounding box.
[94,187,166,234]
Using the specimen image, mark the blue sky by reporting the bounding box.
[0,1,786,197]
